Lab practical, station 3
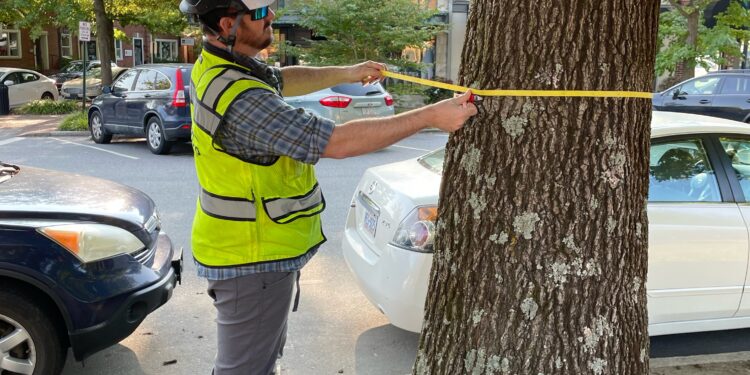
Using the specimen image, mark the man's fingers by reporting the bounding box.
[453,89,473,104]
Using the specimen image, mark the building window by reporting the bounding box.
[153,39,177,63]
[61,28,72,58]
[0,24,21,58]
[115,39,122,61]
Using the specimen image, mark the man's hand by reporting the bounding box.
[427,90,479,132]
[348,61,387,85]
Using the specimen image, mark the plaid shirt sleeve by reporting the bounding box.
[218,89,335,165]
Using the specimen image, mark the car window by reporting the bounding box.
[418,148,446,174]
[719,76,750,95]
[21,72,38,83]
[678,76,721,95]
[331,83,384,96]
[113,69,138,92]
[3,72,22,85]
[718,137,750,200]
[649,139,720,202]
[134,69,171,91]
[62,61,83,73]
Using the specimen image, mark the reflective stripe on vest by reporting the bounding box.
[263,184,324,224]
[193,68,270,136]
[200,189,256,221]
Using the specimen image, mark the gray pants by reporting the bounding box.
[208,271,297,375]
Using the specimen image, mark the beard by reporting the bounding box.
[244,20,273,51]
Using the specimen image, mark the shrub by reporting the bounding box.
[14,100,78,115]
[58,111,88,131]
[386,82,424,96]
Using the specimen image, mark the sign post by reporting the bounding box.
[79,21,91,110]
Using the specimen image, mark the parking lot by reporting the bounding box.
[3,130,750,374]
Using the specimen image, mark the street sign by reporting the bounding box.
[79,21,91,42]
[180,37,195,46]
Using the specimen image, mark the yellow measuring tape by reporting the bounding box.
[381,71,654,99]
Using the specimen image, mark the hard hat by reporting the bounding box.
[179,0,275,16]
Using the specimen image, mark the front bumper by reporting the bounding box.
[342,226,431,333]
[68,233,183,361]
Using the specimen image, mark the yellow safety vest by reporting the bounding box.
[189,49,326,267]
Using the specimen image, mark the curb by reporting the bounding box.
[651,351,750,368]
[22,131,89,137]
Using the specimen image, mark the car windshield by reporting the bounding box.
[62,61,84,73]
[331,83,384,96]
[0,162,19,184]
[418,148,445,174]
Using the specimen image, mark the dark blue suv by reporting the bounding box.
[0,162,182,374]
[653,70,750,123]
[88,64,193,155]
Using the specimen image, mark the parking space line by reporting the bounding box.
[0,138,24,146]
[390,144,431,152]
[51,138,139,160]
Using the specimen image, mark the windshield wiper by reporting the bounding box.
[0,162,20,184]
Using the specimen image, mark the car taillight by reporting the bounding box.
[172,69,187,107]
[319,96,352,108]
[384,94,394,106]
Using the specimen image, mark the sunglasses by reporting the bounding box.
[249,6,269,21]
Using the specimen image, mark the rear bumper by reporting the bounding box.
[68,235,183,361]
[342,226,431,333]
[162,120,191,141]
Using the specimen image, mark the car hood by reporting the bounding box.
[63,77,102,88]
[0,165,156,233]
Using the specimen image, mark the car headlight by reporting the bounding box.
[390,206,438,253]
[39,224,145,263]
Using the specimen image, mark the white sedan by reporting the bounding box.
[0,68,58,108]
[343,111,750,336]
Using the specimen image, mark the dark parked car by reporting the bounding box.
[653,70,750,123]
[88,64,193,155]
[0,162,181,374]
[50,60,120,91]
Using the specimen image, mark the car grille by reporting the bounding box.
[63,87,82,95]
[132,212,161,265]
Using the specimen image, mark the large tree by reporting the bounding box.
[414,1,659,374]
[283,0,442,70]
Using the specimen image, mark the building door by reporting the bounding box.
[35,33,49,71]
[133,38,144,66]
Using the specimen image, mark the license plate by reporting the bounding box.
[363,207,379,238]
[362,107,378,116]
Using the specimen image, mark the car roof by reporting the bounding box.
[135,63,193,70]
[652,111,750,138]
[0,68,40,75]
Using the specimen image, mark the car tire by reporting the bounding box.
[41,92,54,101]
[146,116,173,155]
[0,288,66,375]
[89,110,112,144]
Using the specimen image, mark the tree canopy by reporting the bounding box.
[656,0,750,77]
[282,0,443,69]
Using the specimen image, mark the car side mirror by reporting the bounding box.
[3,80,13,86]
[102,86,111,94]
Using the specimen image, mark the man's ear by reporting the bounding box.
[217,15,236,36]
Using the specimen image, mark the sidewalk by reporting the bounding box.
[0,114,87,137]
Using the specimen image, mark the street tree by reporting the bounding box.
[283,0,442,70]
[657,0,749,83]
[413,1,659,374]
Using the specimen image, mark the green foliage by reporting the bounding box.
[656,1,750,76]
[58,111,89,131]
[14,100,78,115]
[284,0,443,69]
[387,83,424,96]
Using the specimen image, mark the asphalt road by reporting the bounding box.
[3,132,750,374]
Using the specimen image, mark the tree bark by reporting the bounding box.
[414,1,659,374]
[93,0,114,85]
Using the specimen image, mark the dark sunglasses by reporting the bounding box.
[249,6,269,21]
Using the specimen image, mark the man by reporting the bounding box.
[178,0,477,374]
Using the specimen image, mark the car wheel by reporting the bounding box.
[146,117,173,155]
[41,92,54,101]
[89,110,112,144]
[0,288,66,375]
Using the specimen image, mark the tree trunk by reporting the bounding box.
[93,0,113,85]
[414,1,659,374]
[679,9,700,80]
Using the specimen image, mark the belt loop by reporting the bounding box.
[292,270,301,312]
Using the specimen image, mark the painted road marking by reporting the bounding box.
[0,137,24,146]
[52,138,139,160]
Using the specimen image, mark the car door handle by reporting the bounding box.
[144,94,152,98]
[699,99,711,104]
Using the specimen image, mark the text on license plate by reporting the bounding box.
[363,207,379,237]
[362,107,378,116]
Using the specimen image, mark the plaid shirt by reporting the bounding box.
[195,47,335,280]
